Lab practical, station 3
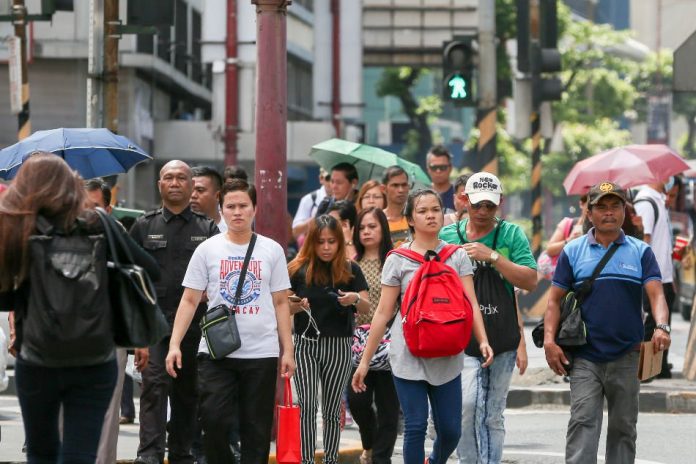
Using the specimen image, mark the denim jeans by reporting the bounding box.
[392,374,462,464]
[457,350,516,464]
[15,358,117,464]
[566,351,640,464]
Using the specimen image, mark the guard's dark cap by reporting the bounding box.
[588,181,627,205]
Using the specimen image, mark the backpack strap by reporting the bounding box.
[438,244,460,262]
[491,219,504,250]
[634,197,659,226]
[388,248,425,264]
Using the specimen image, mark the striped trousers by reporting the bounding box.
[294,335,353,464]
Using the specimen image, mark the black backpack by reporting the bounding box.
[457,220,521,357]
[21,216,114,367]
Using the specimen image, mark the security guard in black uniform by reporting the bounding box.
[131,161,218,464]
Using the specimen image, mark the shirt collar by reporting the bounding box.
[587,227,626,246]
[161,205,193,223]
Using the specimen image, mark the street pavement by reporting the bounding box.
[0,313,693,463]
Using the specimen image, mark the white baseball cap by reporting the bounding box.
[465,172,503,205]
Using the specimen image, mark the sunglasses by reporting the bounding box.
[469,202,497,211]
[428,164,451,172]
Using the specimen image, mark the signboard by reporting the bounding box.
[7,35,21,115]
[0,22,32,63]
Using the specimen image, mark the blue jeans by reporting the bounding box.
[392,374,462,464]
[457,350,516,464]
[15,358,117,464]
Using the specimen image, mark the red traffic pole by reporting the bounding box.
[252,0,289,250]
[224,0,239,166]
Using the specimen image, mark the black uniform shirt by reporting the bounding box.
[130,205,218,326]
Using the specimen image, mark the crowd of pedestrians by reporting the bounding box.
[0,144,674,464]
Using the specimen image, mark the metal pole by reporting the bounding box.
[224,0,239,166]
[86,0,104,128]
[331,0,341,137]
[104,0,119,133]
[12,0,30,140]
[530,0,543,257]
[252,0,290,250]
[475,0,497,174]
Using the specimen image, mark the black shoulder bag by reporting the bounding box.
[459,220,522,357]
[200,233,257,359]
[96,209,169,348]
[532,242,620,349]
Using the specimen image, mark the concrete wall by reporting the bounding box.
[630,0,696,51]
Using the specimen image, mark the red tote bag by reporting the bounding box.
[276,376,301,464]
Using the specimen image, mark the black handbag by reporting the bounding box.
[532,243,620,349]
[96,209,169,348]
[459,221,521,357]
[199,233,257,359]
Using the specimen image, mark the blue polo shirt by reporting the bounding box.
[552,229,661,363]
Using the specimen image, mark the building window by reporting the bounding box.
[287,55,313,121]
[293,0,313,12]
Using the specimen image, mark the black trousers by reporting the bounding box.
[197,355,278,464]
[120,370,135,420]
[138,332,200,463]
[643,282,675,374]
[347,369,400,464]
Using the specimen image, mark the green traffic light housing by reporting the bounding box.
[442,37,477,106]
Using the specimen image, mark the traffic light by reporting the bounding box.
[442,37,476,106]
[531,0,563,106]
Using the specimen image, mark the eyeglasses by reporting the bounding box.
[428,164,451,172]
[469,202,497,211]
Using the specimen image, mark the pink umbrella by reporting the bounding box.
[563,144,690,195]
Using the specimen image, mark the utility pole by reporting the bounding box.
[476,0,497,174]
[331,0,341,137]
[86,0,104,128]
[252,0,290,249]
[103,0,119,133]
[12,0,30,140]
[224,0,239,166]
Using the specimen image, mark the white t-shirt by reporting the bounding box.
[216,216,228,233]
[634,186,672,283]
[182,233,291,358]
[292,187,327,228]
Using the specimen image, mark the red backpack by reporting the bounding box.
[390,245,474,358]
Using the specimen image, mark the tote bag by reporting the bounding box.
[276,376,301,464]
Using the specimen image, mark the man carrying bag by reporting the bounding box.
[543,181,671,464]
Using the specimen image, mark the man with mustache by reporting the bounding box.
[544,181,670,464]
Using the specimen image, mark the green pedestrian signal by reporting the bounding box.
[448,74,468,100]
[442,38,476,106]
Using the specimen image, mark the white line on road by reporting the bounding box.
[503,450,666,464]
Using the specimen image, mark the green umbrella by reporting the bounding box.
[309,138,431,186]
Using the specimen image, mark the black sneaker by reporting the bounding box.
[133,456,162,464]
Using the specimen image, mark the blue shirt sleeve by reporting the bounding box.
[552,250,573,290]
[640,246,662,284]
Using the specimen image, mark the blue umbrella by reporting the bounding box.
[0,128,152,180]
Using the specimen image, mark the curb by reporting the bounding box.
[112,448,364,464]
[507,386,696,414]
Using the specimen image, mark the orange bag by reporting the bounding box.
[276,376,301,464]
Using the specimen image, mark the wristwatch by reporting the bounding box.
[656,323,671,334]
[490,251,500,264]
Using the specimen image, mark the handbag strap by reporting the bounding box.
[232,233,257,308]
[283,376,293,406]
[576,242,620,301]
[96,208,134,268]
[456,219,503,250]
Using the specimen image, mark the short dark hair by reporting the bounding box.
[428,144,452,161]
[454,174,470,192]
[223,165,249,182]
[220,179,256,207]
[382,165,409,185]
[331,162,359,183]
[84,178,111,207]
[327,199,357,229]
[192,166,223,191]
